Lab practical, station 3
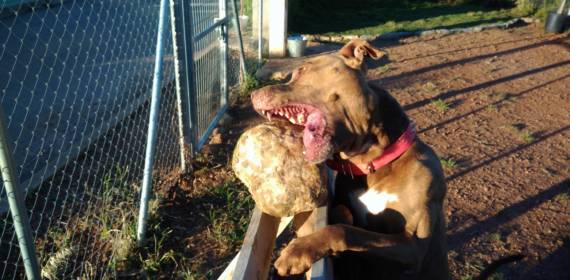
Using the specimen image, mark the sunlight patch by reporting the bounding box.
[358,190,399,215]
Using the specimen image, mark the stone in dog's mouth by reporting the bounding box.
[258,104,332,163]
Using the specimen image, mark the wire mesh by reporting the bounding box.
[191,0,223,145]
[228,0,260,77]
[0,0,179,278]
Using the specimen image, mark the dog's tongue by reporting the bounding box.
[303,111,327,163]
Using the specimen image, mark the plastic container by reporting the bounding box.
[545,12,567,33]
[287,35,307,58]
[238,15,249,28]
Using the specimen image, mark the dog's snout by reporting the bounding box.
[250,87,267,104]
[251,86,277,110]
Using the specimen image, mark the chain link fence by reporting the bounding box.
[0,0,260,278]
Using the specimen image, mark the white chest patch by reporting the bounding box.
[358,189,399,215]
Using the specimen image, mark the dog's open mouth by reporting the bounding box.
[257,104,332,163]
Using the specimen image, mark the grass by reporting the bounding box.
[554,193,569,203]
[36,165,145,279]
[461,271,506,280]
[207,181,254,250]
[240,73,260,96]
[139,230,176,274]
[431,98,451,112]
[371,64,391,75]
[519,130,535,143]
[35,165,176,279]
[289,2,528,35]
[440,157,457,169]
[424,81,439,93]
[134,174,254,279]
[489,272,507,280]
[487,232,502,244]
[179,180,253,279]
[505,124,535,144]
[487,104,498,111]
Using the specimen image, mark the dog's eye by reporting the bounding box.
[290,67,305,81]
[328,93,340,102]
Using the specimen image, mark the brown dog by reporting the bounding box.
[251,39,449,280]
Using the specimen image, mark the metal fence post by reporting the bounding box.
[231,0,248,78]
[136,0,170,244]
[219,0,229,106]
[0,107,41,280]
[174,0,198,155]
[258,0,263,66]
[170,0,192,173]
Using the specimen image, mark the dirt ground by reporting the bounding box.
[157,23,569,279]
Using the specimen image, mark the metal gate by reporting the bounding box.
[172,0,238,170]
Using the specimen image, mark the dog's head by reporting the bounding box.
[251,39,386,163]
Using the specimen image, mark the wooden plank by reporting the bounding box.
[218,215,292,280]
[231,207,280,280]
[268,0,287,57]
[309,206,333,280]
[309,168,336,280]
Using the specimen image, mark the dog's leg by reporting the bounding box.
[275,205,441,277]
[275,224,422,275]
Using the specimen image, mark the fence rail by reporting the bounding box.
[0,0,259,278]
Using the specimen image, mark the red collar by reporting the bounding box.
[326,123,416,176]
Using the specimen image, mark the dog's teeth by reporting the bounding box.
[302,150,306,155]
[289,117,296,124]
[278,111,284,116]
[297,114,304,123]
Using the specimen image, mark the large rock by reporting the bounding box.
[232,122,327,217]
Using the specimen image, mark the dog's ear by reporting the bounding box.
[339,39,385,69]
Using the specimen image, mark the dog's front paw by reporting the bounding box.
[275,236,328,276]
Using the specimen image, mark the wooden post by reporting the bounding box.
[232,208,280,280]
[252,0,288,58]
[268,0,287,57]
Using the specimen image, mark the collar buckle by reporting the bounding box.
[367,162,376,174]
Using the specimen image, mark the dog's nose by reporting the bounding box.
[250,88,262,102]
[251,87,271,109]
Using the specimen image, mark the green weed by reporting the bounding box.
[488,232,502,243]
[140,230,176,274]
[207,181,254,249]
[431,98,450,111]
[440,157,457,169]
[489,272,507,280]
[424,82,438,92]
[240,73,259,96]
[554,193,569,203]
[519,131,535,143]
[506,124,535,143]
[374,64,391,75]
